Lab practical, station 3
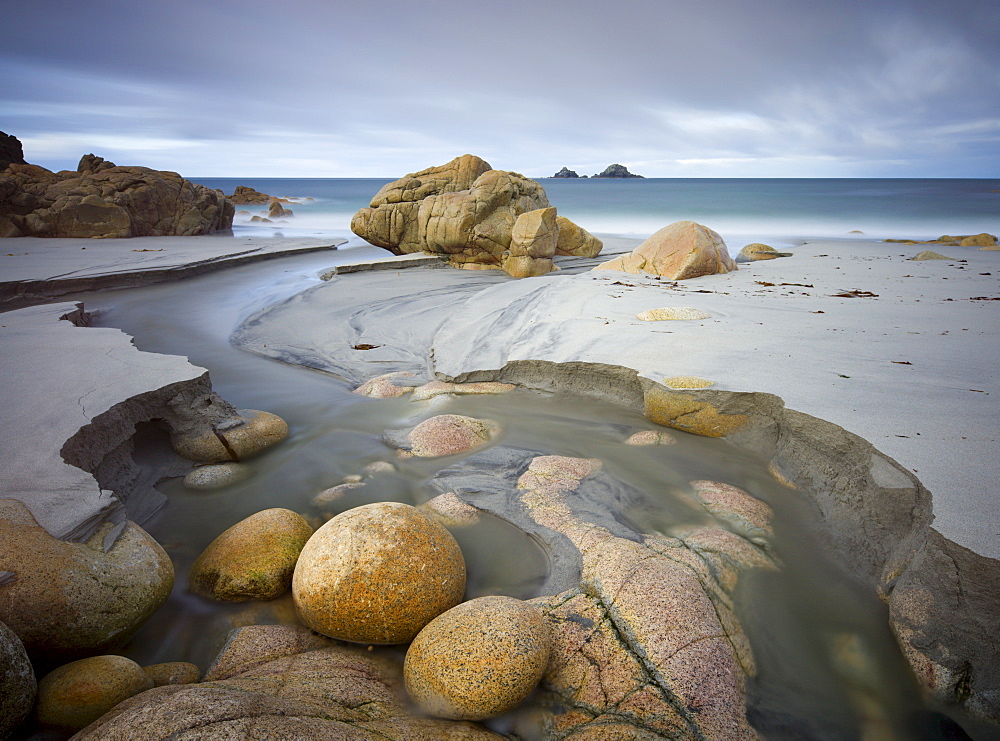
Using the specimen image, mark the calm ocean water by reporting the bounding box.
[194,177,1000,249]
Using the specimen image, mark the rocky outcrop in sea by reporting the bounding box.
[593,163,644,178]
[550,166,582,178]
[0,133,234,238]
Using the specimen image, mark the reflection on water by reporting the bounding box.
[72,251,966,739]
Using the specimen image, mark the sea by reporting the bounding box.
[192,177,1000,249]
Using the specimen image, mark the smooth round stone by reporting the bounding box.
[183,462,249,490]
[404,414,500,458]
[35,655,153,732]
[143,661,201,687]
[189,508,313,602]
[404,596,551,720]
[171,409,289,463]
[292,502,466,644]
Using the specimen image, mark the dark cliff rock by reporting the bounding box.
[592,163,644,178]
[0,134,234,238]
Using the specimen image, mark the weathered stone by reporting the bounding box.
[735,243,793,262]
[595,221,737,280]
[418,492,482,527]
[404,596,551,720]
[959,233,996,247]
[555,215,603,258]
[312,482,365,511]
[690,480,773,543]
[625,429,676,446]
[387,414,501,458]
[268,199,292,218]
[170,408,289,463]
[502,206,559,277]
[410,380,516,402]
[143,662,201,687]
[204,624,332,681]
[0,619,35,739]
[189,508,313,602]
[551,167,580,178]
[644,385,748,438]
[354,371,416,398]
[227,185,271,204]
[0,144,234,238]
[664,375,714,389]
[75,633,504,740]
[351,154,606,274]
[910,250,956,261]
[292,502,466,644]
[636,306,711,321]
[0,499,173,662]
[35,655,153,733]
[183,462,250,490]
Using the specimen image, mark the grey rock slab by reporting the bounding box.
[0,302,205,540]
[0,235,344,310]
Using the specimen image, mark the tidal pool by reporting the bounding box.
[72,246,965,739]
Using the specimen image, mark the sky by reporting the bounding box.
[3,0,999,178]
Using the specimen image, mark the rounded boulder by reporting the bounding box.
[404,596,551,720]
[189,508,313,602]
[292,502,466,644]
[0,619,35,738]
[171,409,289,463]
[35,655,154,732]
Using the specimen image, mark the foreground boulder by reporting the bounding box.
[595,220,737,279]
[0,134,234,238]
[404,596,551,720]
[73,625,503,740]
[292,502,466,643]
[0,499,173,664]
[351,154,601,277]
[0,620,34,738]
[736,242,793,262]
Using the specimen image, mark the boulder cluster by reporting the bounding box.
[351,154,603,278]
[0,132,233,238]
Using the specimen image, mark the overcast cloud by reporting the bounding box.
[2,0,998,177]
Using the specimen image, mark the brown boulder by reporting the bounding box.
[0,140,234,238]
[170,408,289,463]
[594,220,737,279]
[227,185,271,204]
[0,619,35,738]
[555,215,603,257]
[268,199,292,218]
[0,499,173,663]
[503,206,559,277]
[292,502,466,644]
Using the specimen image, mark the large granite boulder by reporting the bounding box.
[0,499,174,664]
[595,220,737,280]
[0,137,234,237]
[351,155,601,276]
[73,625,504,740]
[0,619,35,738]
[227,185,271,204]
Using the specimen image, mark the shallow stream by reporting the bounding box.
[73,242,966,739]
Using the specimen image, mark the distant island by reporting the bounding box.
[550,164,644,179]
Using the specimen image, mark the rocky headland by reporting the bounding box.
[0,133,233,238]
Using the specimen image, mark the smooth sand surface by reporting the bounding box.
[234,237,999,559]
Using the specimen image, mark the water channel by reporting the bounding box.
[71,240,966,739]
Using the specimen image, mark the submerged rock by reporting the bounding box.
[292,502,466,644]
[143,662,201,687]
[595,220,737,280]
[183,462,250,490]
[385,414,502,458]
[351,154,602,276]
[404,596,551,720]
[0,136,233,237]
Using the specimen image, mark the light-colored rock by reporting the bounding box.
[404,596,551,720]
[354,371,416,398]
[625,429,677,446]
[352,154,601,275]
[555,215,603,257]
[143,661,201,687]
[0,499,173,662]
[292,502,466,644]
[735,243,793,262]
[959,233,997,247]
[636,306,712,321]
[664,375,714,389]
[502,206,559,278]
[170,408,289,463]
[35,655,153,733]
[312,482,365,510]
[389,414,501,458]
[75,630,504,740]
[0,619,34,739]
[189,508,313,602]
[690,480,773,543]
[594,220,737,280]
[204,624,333,682]
[182,462,250,490]
[910,250,956,261]
[418,492,482,527]
[410,380,515,402]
